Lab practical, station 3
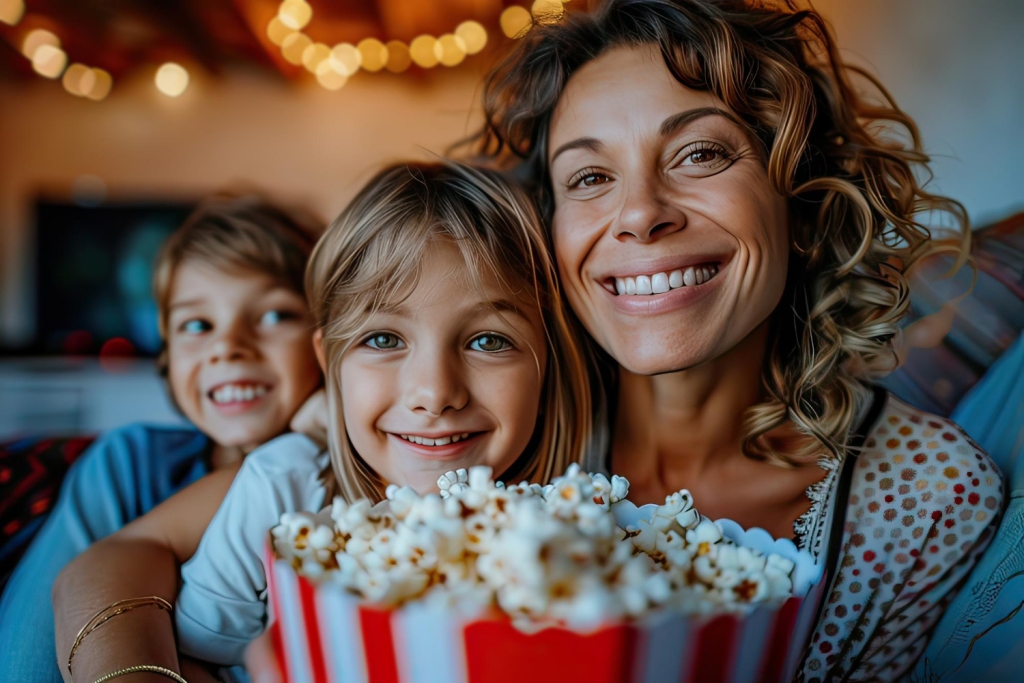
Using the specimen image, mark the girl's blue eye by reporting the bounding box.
[181,319,211,334]
[469,334,513,353]
[365,333,403,350]
[260,310,295,326]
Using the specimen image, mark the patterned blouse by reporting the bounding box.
[796,389,1004,682]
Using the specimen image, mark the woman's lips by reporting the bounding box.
[599,261,725,315]
[388,432,485,459]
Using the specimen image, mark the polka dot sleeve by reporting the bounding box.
[800,397,1004,682]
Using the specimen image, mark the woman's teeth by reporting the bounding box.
[612,264,719,296]
[211,383,269,404]
[399,433,471,446]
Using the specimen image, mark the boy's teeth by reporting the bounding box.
[211,383,269,404]
[613,265,719,297]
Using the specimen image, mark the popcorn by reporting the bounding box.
[271,466,796,629]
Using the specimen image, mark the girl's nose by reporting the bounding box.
[401,351,469,417]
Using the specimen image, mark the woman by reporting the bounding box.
[475,0,1002,680]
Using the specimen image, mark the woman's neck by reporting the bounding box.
[612,321,769,495]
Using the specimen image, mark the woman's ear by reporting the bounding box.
[313,328,327,374]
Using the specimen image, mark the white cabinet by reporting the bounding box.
[0,358,185,439]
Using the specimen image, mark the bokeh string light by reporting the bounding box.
[268,1,569,90]
[0,1,570,99]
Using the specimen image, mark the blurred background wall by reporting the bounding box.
[0,0,1021,437]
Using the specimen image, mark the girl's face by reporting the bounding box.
[339,240,548,495]
[166,260,322,451]
[547,44,790,375]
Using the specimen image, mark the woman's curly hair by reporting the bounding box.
[477,0,969,467]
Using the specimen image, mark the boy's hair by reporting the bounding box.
[307,161,595,502]
[153,194,323,376]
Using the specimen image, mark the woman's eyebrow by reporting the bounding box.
[550,136,604,164]
[659,107,743,138]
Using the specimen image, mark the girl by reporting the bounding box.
[0,195,324,683]
[53,162,594,681]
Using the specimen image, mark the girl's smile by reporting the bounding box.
[338,239,549,494]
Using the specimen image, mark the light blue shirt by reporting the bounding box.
[0,423,210,683]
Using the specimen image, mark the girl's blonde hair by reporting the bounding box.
[478,0,969,468]
[307,161,594,502]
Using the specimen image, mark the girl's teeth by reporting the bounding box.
[613,265,719,297]
[400,432,471,446]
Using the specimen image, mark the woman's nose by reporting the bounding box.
[401,350,469,417]
[612,176,687,243]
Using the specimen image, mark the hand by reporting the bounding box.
[290,388,328,447]
[244,628,284,683]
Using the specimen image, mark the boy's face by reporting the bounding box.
[165,260,322,451]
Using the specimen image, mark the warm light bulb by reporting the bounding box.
[384,41,411,73]
[278,0,312,31]
[155,62,189,97]
[62,63,92,96]
[86,68,113,101]
[329,43,361,77]
[500,6,532,39]
[436,34,467,67]
[266,17,291,46]
[409,35,439,68]
[302,42,331,72]
[281,32,312,65]
[0,0,25,26]
[357,38,389,72]
[22,28,59,59]
[532,0,564,25]
[455,21,487,55]
[32,44,66,79]
[315,60,347,90]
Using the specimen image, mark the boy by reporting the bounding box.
[0,195,324,682]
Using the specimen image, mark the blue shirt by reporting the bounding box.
[0,423,210,683]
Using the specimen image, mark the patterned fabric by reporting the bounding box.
[799,395,1004,682]
[0,435,94,589]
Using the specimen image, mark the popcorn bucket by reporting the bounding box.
[265,539,826,683]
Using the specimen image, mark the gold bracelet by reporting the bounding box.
[92,664,187,683]
[68,596,174,679]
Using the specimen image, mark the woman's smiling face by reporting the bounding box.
[548,44,790,375]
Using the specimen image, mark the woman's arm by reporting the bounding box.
[52,462,241,683]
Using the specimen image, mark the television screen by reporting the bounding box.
[32,201,195,357]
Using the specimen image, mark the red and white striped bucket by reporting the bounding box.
[265,549,824,683]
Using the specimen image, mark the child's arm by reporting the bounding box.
[52,462,241,683]
[176,433,327,665]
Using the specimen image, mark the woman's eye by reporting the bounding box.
[365,333,403,350]
[180,319,211,335]
[676,143,732,172]
[260,310,295,326]
[568,168,612,189]
[687,149,720,164]
[469,334,513,353]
